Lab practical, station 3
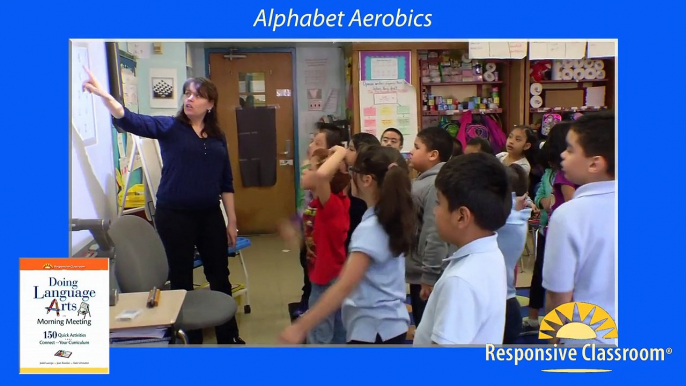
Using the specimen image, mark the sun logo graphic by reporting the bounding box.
[43,263,54,270]
[539,302,617,341]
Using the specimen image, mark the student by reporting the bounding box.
[289,125,343,318]
[280,146,415,345]
[542,112,615,345]
[496,126,538,174]
[464,137,493,155]
[83,70,244,344]
[497,164,532,344]
[414,153,511,345]
[381,128,404,151]
[522,122,575,334]
[301,146,351,344]
[345,133,381,251]
[406,127,455,326]
[451,137,463,158]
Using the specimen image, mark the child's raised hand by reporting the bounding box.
[330,145,346,154]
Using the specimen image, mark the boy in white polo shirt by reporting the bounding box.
[414,152,511,345]
[542,112,616,346]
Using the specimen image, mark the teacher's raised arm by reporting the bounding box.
[83,67,174,139]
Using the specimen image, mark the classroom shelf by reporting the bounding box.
[420,48,512,130]
[529,107,608,113]
[537,79,608,84]
[423,108,503,116]
[524,58,615,125]
[424,81,503,86]
[420,58,507,64]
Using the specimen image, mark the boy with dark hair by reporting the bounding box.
[290,124,344,319]
[311,123,343,154]
[464,137,494,155]
[542,111,616,345]
[406,127,456,326]
[381,128,404,151]
[414,152,511,345]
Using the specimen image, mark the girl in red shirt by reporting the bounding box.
[301,146,351,344]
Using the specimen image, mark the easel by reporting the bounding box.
[118,134,162,226]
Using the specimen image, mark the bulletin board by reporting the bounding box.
[359,80,418,153]
[359,51,411,83]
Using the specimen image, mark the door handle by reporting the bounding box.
[280,140,291,156]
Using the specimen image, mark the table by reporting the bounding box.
[109,290,187,345]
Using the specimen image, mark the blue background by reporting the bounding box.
[2,0,682,381]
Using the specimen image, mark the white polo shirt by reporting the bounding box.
[542,180,616,345]
[497,193,532,299]
[343,207,410,343]
[496,152,531,174]
[414,234,507,345]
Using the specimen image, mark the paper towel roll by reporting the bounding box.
[530,83,543,96]
[596,70,606,79]
[485,63,497,72]
[530,95,543,108]
[562,69,574,81]
[593,60,605,70]
[582,60,595,68]
[573,59,584,69]
[552,60,564,80]
[573,68,586,80]
[563,59,575,67]
[584,68,598,80]
[484,72,496,82]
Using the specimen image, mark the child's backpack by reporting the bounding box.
[438,115,460,139]
[459,111,490,142]
[541,113,562,137]
[457,111,507,153]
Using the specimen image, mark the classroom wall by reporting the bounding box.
[71,41,118,255]
[127,42,188,116]
[188,43,346,167]
[295,46,346,163]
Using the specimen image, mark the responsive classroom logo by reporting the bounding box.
[485,302,672,372]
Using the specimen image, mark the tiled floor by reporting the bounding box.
[197,235,302,345]
[197,232,539,345]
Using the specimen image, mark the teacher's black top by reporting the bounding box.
[113,108,234,211]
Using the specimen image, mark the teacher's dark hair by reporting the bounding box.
[176,78,223,139]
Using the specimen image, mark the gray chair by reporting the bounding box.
[108,215,237,344]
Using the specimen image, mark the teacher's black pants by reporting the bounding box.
[155,205,239,344]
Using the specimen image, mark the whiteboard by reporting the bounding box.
[358,80,418,153]
[71,42,98,146]
[70,41,117,255]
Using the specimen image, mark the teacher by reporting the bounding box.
[83,69,244,345]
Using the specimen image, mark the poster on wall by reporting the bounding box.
[360,51,411,83]
[149,68,178,109]
[358,80,418,153]
[307,88,323,111]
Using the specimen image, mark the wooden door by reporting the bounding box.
[209,52,295,234]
